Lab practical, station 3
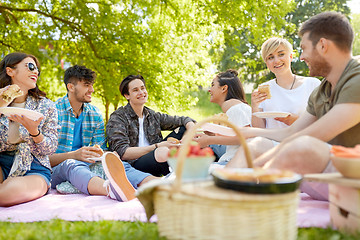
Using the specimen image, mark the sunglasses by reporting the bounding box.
[25,62,40,76]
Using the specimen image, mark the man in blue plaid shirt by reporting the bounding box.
[49,65,156,201]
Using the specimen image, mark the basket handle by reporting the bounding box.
[172,116,253,193]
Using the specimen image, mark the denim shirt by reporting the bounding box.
[55,94,107,153]
[106,103,194,159]
[0,96,58,177]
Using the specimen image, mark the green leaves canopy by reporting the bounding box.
[2,0,295,119]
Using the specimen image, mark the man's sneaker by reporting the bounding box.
[102,152,136,201]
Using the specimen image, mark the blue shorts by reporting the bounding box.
[0,151,51,186]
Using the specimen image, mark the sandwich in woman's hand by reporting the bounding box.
[1,84,23,103]
[258,84,271,99]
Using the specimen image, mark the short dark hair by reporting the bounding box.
[299,11,353,52]
[64,65,96,91]
[0,52,46,99]
[216,69,248,104]
[119,74,145,97]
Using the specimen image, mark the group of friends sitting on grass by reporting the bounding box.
[0,11,359,207]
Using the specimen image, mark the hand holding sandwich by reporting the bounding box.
[72,145,104,163]
[0,84,24,107]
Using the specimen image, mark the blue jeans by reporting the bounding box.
[0,151,51,186]
[51,159,150,195]
[209,144,226,162]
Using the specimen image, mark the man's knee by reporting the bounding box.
[248,137,274,158]
[273,136,330,174]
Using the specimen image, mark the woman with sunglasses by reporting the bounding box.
[0,52,58,206]
[251,37,320,129]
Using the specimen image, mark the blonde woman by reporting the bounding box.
[251,37,320,128]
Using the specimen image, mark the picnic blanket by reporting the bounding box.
[0,190,330,228]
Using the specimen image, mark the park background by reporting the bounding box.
[1,1,360,239]
[1,0,360,123]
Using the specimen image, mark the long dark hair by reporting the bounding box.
[216,69,248,104]
[0,52,46,99]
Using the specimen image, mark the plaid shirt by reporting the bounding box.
[106,103,194,159]
[55,95,107,153]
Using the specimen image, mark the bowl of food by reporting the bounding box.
[212,168,302,194]
[167,142,215,180]
[330,145,360,179]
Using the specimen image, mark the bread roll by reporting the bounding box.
[212,113,228,126]
[258,84,271,99]
[90,144,104,156]
[2,84,23,103]
[167,137,180,144]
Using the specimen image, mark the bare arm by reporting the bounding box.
[122,141,180,160]
[49,146,102,167]
[240,111,317,142]
[194,134,241,148]
[253,103,360,167]
[282,103,360,143]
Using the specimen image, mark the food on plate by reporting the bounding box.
[167,137,180,144]
[90,144,104,156]
[330,144,360,158]
[1,84,23,102]
[212,113,228,126]
[258,84,271,99]
[214,168,294,183]
[168,141,214,158]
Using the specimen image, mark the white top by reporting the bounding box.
[138,116,150,147]
[8,101,26,144]
[219,102,252,163]
[258,77,320,129]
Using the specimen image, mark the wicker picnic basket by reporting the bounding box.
[152,117,300,240]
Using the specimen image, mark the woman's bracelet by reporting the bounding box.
[29,130,41,137]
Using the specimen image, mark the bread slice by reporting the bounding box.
[2,84,23,102]
[258,84,271,99]
[91,144,104,156]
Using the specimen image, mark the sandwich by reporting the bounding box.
[258,84,271,99]
[2,84,23,103]
[167,137,180,144]
[212,113,229,126]
[90,144,104,157]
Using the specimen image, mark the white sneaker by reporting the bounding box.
[102,152,136,201]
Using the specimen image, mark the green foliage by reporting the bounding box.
[215,0,351,89]
[352,13,360,57]
[0,0,297,119]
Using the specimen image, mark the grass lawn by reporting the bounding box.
[1,90,359,239]
[0,219,359,240]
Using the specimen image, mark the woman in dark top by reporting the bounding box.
[106,75,195,176]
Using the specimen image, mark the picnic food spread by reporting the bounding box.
[213,168,294,183]
[168,141,213,158]
[258,84,271,99]
[1,84,23,102]
[330,145,360,158]
[212,168,302,194]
